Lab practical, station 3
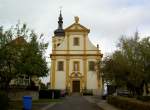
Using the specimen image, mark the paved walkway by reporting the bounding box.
[84,96,120,110]
[40,95,120,110]
[46,95,102,110]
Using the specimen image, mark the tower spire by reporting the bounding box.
[54,9,65,36]
[58,9,63,29]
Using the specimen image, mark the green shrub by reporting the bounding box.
[82,89,93,96]
[0,91,9,110]
[107,96,150,110]
[39,89,61,99]
[137,96,150,102]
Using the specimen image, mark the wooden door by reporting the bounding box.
[72,80,80,92]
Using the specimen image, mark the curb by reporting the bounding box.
[41,103,56,110]
[96,104,105,110]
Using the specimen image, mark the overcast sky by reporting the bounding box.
[1,0,150,83]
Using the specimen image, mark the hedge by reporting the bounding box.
[0,91,9,110]
[137,96,150,102]
[82,89,93,96]
[39,89,61,99]
[107,96,150,110]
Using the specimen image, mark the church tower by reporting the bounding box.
[52,11,65,50]
[50,12,103,95]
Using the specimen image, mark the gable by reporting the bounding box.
[65,23,90,33]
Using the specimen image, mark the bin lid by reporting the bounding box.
[23,96,32,99]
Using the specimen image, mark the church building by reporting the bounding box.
[50,12,103,95]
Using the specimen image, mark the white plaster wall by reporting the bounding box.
[52,36,64,50]
[87,59,98,89]
[55,37,67,52]
[55,71,66,89]
[55,59,66,89]
[87,71,97,89]
[86,37,98,50]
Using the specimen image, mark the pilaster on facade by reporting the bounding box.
[83,58,87,89]
[66,33,70,54]
[51,58,56,89]
[83,33,87,89]
[66,57,70,90]
[83,33,87,55]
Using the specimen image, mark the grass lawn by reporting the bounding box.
[9,99,62,110]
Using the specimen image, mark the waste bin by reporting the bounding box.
[23,96,32,110]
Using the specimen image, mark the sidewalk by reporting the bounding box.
[84,96,120,110]
[40,103,56,110]
[32,103,56,110]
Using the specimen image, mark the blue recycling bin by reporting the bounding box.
[23,96,32,110]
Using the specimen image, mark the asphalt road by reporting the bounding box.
[48,94,101,110]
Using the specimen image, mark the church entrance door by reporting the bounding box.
[72,80,80,92]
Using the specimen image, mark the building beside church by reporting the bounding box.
[50,12,103,95]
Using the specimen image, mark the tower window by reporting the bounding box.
[73,37,79,46]
[88,61,95,71]
[57,61,64,71]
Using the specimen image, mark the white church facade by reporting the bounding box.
[50,12,103,95]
